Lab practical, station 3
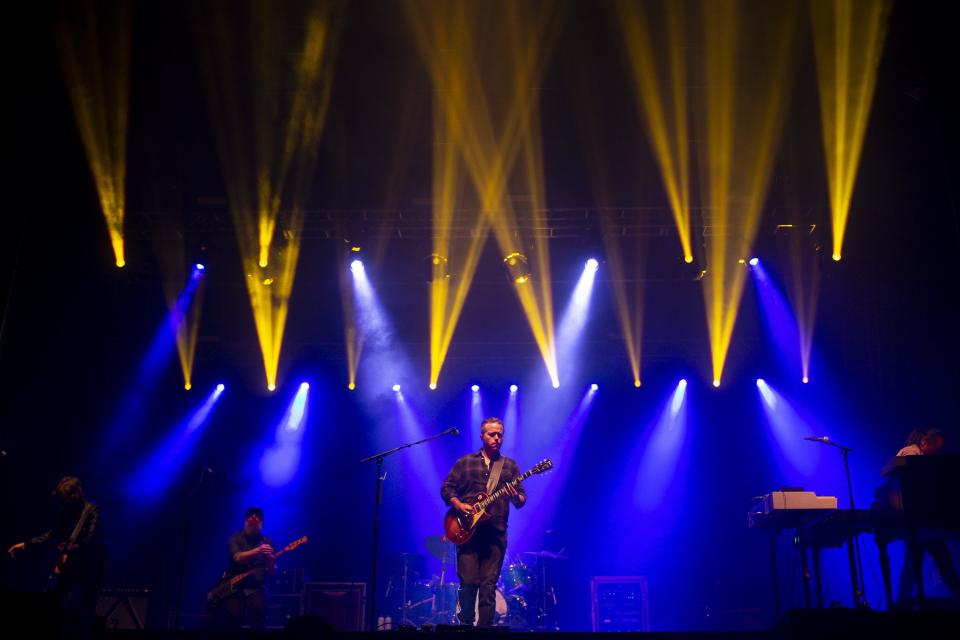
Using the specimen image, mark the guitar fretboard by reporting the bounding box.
[477,466,541,510]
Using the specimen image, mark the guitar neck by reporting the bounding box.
[477,467,538,510]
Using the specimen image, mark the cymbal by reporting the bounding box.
[521,550,568,560]
[425,535,455,560]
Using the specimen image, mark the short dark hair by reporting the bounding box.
[245,506,265,520]
[481,417,504,433]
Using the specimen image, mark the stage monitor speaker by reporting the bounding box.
[303,582,365,631]
[96,588,148,630]
[590,576,650,632]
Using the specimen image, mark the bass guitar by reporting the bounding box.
[443,459,553,545]
[206,536,308,607]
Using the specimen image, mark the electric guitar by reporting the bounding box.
[443,459,553,545]
[206,536,308,607]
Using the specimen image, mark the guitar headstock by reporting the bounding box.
[284,536,308,552]
[531,459,553,474]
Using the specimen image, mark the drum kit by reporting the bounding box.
[383,536,567,629]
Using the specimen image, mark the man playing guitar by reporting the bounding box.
[441,417,526,626]
[215,506,275,629]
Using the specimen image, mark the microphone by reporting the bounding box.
[444,427,460,436]
[804,436,830,443]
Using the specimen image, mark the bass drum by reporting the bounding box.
[454,588,508,625]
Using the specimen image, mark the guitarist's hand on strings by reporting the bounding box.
[255,543,274,558]
[451,498,474,516]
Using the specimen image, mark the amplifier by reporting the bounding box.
[303,582,366,631]
[268,567,305,595]
[96,588,148,630]
[590,576,650,632]
[266,594,303,629]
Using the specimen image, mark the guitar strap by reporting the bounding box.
[67,502,95,547]
[486,456,505,494]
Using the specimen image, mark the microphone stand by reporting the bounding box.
[174,467,211,628]
[361,428,458,631]
[813,438,868,609]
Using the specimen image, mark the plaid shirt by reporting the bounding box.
[441,450,526,531]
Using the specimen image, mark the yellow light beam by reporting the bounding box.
[697,0,798,385]
[56,0,131,267]
[197,2,339,389]
[407,0,565,387]
[810,0,891,262]
[616,0,693,263]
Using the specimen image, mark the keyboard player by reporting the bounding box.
[893,427,960,603]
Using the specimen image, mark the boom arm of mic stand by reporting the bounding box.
[360,427,455,630]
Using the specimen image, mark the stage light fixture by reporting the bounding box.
[679,379,688,388]
[503,252,532,284]
[756,378,765,387]
[429,383,437,390]
[552,381,560,389]
[300,382,310,391]
[392,384,401,392]
[216,383,225,392]
[471,384,479,392]
[268,383,276,391]
[585,258,599,273]
[712,379,720,388]
[509,384,518,393]
[802,376,809,384]
[195,263,206,271]
[749,258,759,267]
[184,383,192,391]
[832,253,841,262]
[348,382,356,390]
[590,383,599,391]
[634,380,642,388]
[350,259,364,274]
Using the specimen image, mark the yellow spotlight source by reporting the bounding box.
[634,379,642,388]
[684,255,693,264]
[429,383,437,390]
[802,376,809,384]
[116,258,126,268]
[832,253,841,262]
[713,379,721,388]
[348,382,356,390]
[268,384,276,391]
[184,382,192,390]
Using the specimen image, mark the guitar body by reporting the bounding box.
[206,536,308,609]
[46,553,69,591]
[441,459,553,546]
[443,493,492,545]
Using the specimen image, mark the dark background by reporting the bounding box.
[2,0,957,631]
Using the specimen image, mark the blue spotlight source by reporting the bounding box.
[350,259,364,274]
[471,384,480,392]
[509,384,518,393]
[750,260,804,379]
[552,381,561,389]
[216,383,225,392]
[195,263,205,271]
[300,382,310,391]
[260,382,310,486]
[748,257,759,267]
[634,378,690,512]
[556,255,601,384]
[124,384,226,501]
[392,384,401,392]
[590,383,599,391]
[755,379,822,476]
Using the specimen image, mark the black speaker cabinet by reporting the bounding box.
[590,576,650,632]
[303,582,366,631]
[96,588,148,630]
